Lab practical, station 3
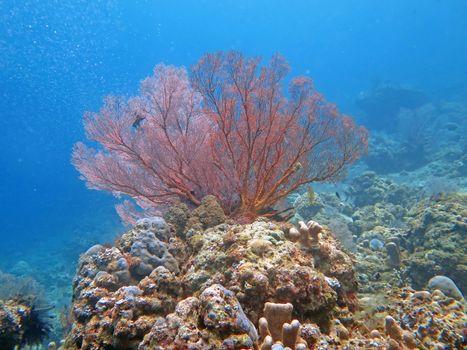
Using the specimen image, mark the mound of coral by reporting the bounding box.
[61,197,358,350]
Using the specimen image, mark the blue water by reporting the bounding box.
[1,0,466,308]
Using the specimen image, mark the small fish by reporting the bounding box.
[132,115,145,128]
[335,192,341,200]
[306,187,315,204]
[292,162,303,172]
[445,122,458,131]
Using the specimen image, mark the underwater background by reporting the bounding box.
[1,0,466,348]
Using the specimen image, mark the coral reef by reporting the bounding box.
[54,184,467,350]
[61,202,358,349]
[344,183,466,299]
[184,219,357,327]
[356,83,429,132]
[57,153,467,350]
[139,284,257,349]
[291,171,466,305]
[352,287,466,349]
[366,132,429,173]
[363,97,467,176]
[404,193,467,292]
[346,171,417,208]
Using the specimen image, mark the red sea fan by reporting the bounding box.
[72,51,368,223]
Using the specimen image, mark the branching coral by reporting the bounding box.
[72,51,367,223]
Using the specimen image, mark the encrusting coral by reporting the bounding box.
[404,193,467,292]
[139,284,258,349]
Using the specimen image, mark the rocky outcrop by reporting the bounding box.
[62,208,357,349]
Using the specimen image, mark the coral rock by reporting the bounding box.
[63,218,357,349]
[140,284,257,349]
[385,316,403,342]
[186,195,227,231]
[385,242,401,268]
[427,275,463,300]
